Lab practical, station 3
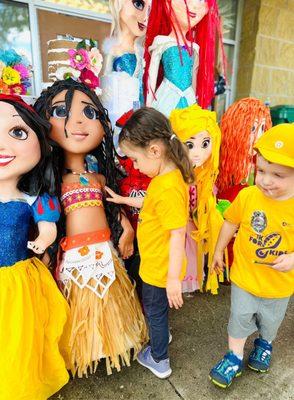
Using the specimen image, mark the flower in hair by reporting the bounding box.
[80,68,100,90]
[68,48,90,71]
[89,48,103,75]
[56,66,81,81]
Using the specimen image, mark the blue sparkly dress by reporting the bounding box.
[146,35,199,117]
[100,38,143,129]
[0,193,69,400]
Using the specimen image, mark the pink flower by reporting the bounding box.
[80,68,100,90]
[68,49,90,71]
[14,64,30,79]
[89,48,103,75]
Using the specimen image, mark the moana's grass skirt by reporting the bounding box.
[0,257,69,400]
[57,229,148,377]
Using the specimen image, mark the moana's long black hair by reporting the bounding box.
[34,79,123,253]
[0,95,54,195]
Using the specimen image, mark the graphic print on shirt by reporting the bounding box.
[249,210,288,260]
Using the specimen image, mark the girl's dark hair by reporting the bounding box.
[0,98,54,195]
[34,79,123,259]
[119,107,194,184]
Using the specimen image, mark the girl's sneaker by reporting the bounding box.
[248,338,272,373]
[209,351,243,388]
[137,346,172,379]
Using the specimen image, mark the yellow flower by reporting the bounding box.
[2,66,21,86]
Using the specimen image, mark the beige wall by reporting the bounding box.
[236,0,294,106]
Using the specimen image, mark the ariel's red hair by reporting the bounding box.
[216,98,272,194]
[143,0,224,109]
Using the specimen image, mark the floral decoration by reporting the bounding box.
[0,49,31,95]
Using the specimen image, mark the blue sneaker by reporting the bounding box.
[248,338,272,372]
[137,346,172,379]
[209,351,243,388]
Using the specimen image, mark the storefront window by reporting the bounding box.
[218,0,238,41]
[39,0,110,14]
[0,0,33,94]
[0,1,32,62]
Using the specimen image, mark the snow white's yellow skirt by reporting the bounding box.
[0,257,69,400]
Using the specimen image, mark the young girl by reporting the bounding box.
[106,107,194,378]
[34,79,147,378]
[0,94,69,399]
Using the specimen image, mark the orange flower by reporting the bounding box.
[0,79,10,94]
[95,251,104,260]
[78,246,90,256]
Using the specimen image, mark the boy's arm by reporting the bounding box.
[105,186,144,208]
[166,227,186,310]
[212,220,239,274]
[271,252,294,272]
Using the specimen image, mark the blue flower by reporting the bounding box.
[0,49,22,66]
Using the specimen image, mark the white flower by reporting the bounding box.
[89,48,103,75]
[55,66,80,81]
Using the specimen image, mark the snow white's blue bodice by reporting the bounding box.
[162,46,194,109]
[0,194,60,267]
[113,53,137,76]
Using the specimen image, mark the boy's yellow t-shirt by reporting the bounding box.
[224,186,294,298]
[137,169,189,288]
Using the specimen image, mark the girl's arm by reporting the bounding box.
[105,186,144,209]
[166,226,186,310]
[212,220,239,274]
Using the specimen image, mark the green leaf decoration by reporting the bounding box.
[90,38,97,49]
[76,39,87,50]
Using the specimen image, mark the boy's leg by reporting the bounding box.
[248,296,290,372]
[210,284,258,388]
[137,282,171,378]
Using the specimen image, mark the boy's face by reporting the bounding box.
[255,155,294,200]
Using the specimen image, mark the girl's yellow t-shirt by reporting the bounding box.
[137,169,189,288]
[224,185,294,298]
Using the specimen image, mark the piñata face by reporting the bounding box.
[120,0,151,38]
[171,0,208,31]
[185,130,212,168]
[0,101,41,181]
[49,89,104,155]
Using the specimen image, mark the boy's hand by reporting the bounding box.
[105,186,125,205]
[211,250,225,274]
[271,253,294,272]
[166,278,183,309]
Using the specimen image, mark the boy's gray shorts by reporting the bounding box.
[228,283,290,342]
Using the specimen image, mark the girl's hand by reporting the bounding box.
[211,250,225,274]
[166,278,183,309]
[271,253,294,272]
[105,186,125,205]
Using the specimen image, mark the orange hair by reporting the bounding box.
[217,98,272,193]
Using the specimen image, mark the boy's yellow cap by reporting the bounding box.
[254,123,294,168]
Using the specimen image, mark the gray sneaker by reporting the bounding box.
[137,346,172,379]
